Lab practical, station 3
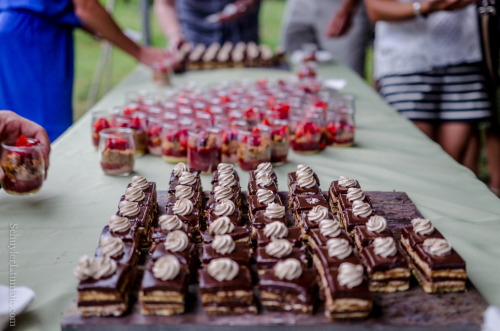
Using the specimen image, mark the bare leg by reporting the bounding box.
[437,122,474,163]
[486,127,500,196]
[463,125,481,175]
[413,121,437,141]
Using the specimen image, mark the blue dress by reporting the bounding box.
[0,0,81,142]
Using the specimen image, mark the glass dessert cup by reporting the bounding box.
[1,138,45,195]
[326,95,356,147]
[289,116,323,154]
[161,122,188,163]
[113,113,147,156]
[187,128,221,173]
[147,117,163,156]
[237,127,271,171]
[99,128,135,176]
[91,110,112,149]
[269,120,289,165]
[219,126,239,164]
[152,59,172,86]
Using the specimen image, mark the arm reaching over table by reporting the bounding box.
[325,0,360,38]
[0,111,51,181]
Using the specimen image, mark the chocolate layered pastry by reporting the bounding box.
[328,176,360,213]
[259,258,317,313]
[323,262,372,319]
[337,187,371,216]
[298,205,335,239]
[201,235,252,267]
[359,237,410,292]
[245,42,260,67]
[309,219,351,251]
[342,200,374,233]
[202,42,220,69]
[211,163,239,184]
[255,239,308,275]
[259,45,274,67]
[248,173,278,195]
[353,216,393,252]
[248,189,282,218]
[212,171,241,197]
[95,237,139,267]
[256,221,302,248]
[168,170,201,194]
[206,199,244,226]
[139,255,189,316]
[251,202,287,236]
[216,44,232,68]
[287,164,320,188]
[206,185,241,210]
[74,255,133,317]
[166,198,200,240]
[150,230,198,275]
[151,214,192,244]
[249,162,277,182]
[231,48,245,68]
[116,201,152,244]
[400,219,466,293]
[120,186,153,212]
[201,216,250,244]
[166,184,203,210]
[169,162,200,185]
[100,215,140,243]
[198,258,257,315]
[128,176,157,213]
[288,166,321,200]
[187,44,206,70]
[292,194,329,222]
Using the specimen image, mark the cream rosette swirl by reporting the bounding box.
[178,171,197,185]
[256,174,274,187]
[338,262,364,289]
[218,174,237,188]
[352,200,372,218]
[346,187,365,203]
[175,184,194,200]
[373,237,397,258]
[100,237,125,258]
[172,198,193,216]
[213,186,233,202]
[211,235,236,254]
[217,163,234,176]
[158,214,184,231]
[153,255,180,281]
[74,255,93,281]
[119,200,140,217]
[308,206,329,223]
[265,239,293,258]
[207,258,239,282]
[274,258,303,280]
[327,238,353,259]
[263,221,288,239]
[164,230,189,252]
[366,215,387,233]
[125,187,145,202]
[256,162,273,176]
[131,176,149,190]
[254,170,271,182]
[209,216,235,235]
[109,215,131,233]
[256,189,275,204]
[319,219,341,238]
[412,218,435,235]
[173,162,189,177]
[213,200,236,216]
[423,238,452,256]
[296,172,316,189]
[264,202,285,219]
[92,256,117,280]
[296,164,313,178]
[338,176,357,188]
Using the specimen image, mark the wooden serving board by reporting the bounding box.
[62,191,487,331]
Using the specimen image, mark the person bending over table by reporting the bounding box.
[365,0,492,166]
[0,110,50,182]
[0,0,171,142]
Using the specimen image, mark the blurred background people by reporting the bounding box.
[365,0,491,167]
[281,0,373,77]
[0,0,170,142]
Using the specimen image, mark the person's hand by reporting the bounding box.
[136,47,173,67]
[325,7,353,38]
[168,30,185,52]
[421,0,475,15]
[0,110,51,181]
[216,0,258,23]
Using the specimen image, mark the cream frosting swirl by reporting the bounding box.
[218,174,237,188]
[412,218,435,235]
[119,200,140,217]
[265,239,293,258]
[256,174,274,187]
[296,164,313,178]
[173,162,189,177]
[100,237,125,258]
[158,214,184,231]
[213,200,235,216]
[338,176,357,188]
[263,221,288,239]
[373,237,397,258]
[213,186,233,202]
[164,230,189,252]
[366,216,387,233]
[423,238,452,256]
[274,258,302,280]
[256,189,275,204]
[175,185,194,200]
[92,256,117,280]
[254,170,271,182]
[319,219,341,238]
[109,215,131,233]
[211,235,236,254]
[264,202,285,219]
[153,255,180,281]
[207,258,239,281]
[209,216,235,235]
[125,187,145,202]
[296,173,316,189]
[346,187,365,203]
[352,200,372,218]
[178,171,197,185]
[172,199,193,216]
[338,262,364,289]
[73,255,93,281]
[256,162,273,176]
[131,176,149,190]
[327,238,353,259]
[308,206,329,223]
[217,163,234,175]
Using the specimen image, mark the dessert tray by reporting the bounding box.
[62,191,487,331]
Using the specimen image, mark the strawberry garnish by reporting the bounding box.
[262,118,269,126]
[93,118,110,133]
[105,138,128,150]
[15,135,39,147]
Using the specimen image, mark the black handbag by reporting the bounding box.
[478,0,499,85]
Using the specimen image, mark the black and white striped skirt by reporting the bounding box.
[378,63,491,122]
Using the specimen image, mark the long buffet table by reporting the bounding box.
[1,63,500,330]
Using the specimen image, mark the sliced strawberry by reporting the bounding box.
[262,118,269,126]
[131,117,142,130]
[149,125,161,137]
[221,130,229,143]
[15,135,29,147]
[93,118,110,133]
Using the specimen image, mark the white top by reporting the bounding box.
[374,3,482,79]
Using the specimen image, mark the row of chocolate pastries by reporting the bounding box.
[74,176,159,317]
